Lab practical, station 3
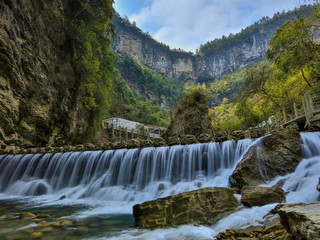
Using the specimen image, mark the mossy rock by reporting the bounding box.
[20,212,36,219]
[180,135,198,145]
[133,187,239,229]
[164,88,214,139]
[241,186,285,207]
[167,137,180,146]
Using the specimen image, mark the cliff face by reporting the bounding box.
[196,32,273,82]
[112,15,196,81]
[0,0,113,147]
[112,13,294,83]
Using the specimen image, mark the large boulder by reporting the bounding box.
[241,186,286,207]
[230,129,302,188]
[163,88,214,139]
[217,217,293,240]
[277,202,320,240]
[133,187,239,229]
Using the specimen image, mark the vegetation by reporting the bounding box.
[115,55,184,106]
[66,0,115,138]
[164,85,214,138]
[199,5,315,55]
[108,68,171,127]
[209,4,320,132]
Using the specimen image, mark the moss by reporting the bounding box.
[164,87,214,138]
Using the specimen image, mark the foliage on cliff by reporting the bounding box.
[199,5,315,55]
[210,5,320,132]
[112,13,193,56]
[115,55,184,107]
[108,68,170,127]
[66,0,115,135]
[0,0,116,147]
[164,86,214,138]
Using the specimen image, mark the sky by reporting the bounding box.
[114,0,305,52]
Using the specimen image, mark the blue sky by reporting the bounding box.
[114,0,304,52]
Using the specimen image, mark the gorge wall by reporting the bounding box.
[112,9,309,83]
[0,0,114,147]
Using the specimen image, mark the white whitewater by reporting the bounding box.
[106,132,320,240]
[0,139,253,204]
[0,132,319,239]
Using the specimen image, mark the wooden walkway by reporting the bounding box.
[281,94,320,129]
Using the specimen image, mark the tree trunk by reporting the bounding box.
[301,68,312,87]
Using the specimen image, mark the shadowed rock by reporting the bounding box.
[230,129,302,188]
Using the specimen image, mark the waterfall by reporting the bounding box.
[0,139,253,203]
[0,133,320,240]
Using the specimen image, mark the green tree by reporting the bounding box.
[235,99,260,128]
[66,0,115,137]
[266,16,319,87]
[243,62,281,108]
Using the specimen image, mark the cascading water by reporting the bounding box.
[0,132,319,240]
[0,139,253,204]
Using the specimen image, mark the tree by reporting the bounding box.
[235,99,260,128]
[243,62,281,108]
[266,14,320,87]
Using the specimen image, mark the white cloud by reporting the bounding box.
[129,0,301,52]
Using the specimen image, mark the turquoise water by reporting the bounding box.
[0,198,135,240]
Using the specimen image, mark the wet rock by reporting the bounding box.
[32,182,48,195]
[217,217,293,240]
[197,133,213,143]
[84,143,96,150]
[53,219,72,227]
[215,131,228,142]
[127,139,141,148]
[230,129,302,188]
[40,226,54,232]
[112,141,127,149]
[249,127,265,139]
[36,214,51,219]
[241,186,285,207]
[277,202,320,240]
[0,214,15,220]
[231,130,245,140]
[140,139,154,148]
[31,232,43,239]
[75,144,85,151]
[59,195,66,200]
[133,187,239,229]
[152,137,166,147]
[44,146,54,152]
[100,142,110,150]
[4,145,20,154]
[180,134,198,145]
[20,212,36,219]
[37,220,50,227]
[53,147,64,152]
[167,137,180,146]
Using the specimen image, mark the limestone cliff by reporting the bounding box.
[112,14,196,82]
[112,8,312,83]
[0,0,114,147]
